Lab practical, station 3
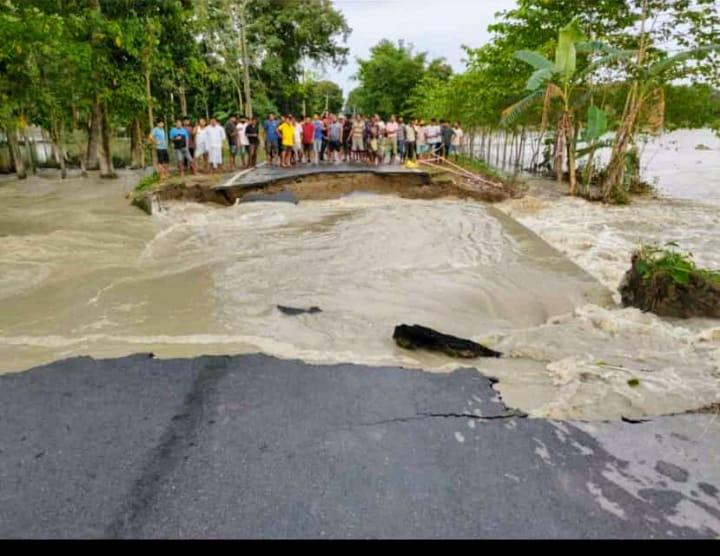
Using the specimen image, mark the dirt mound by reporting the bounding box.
[619,252,720,318]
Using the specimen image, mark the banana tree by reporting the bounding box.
[602,45,720,201]
[502,17,591,195]
[577,104,611,194]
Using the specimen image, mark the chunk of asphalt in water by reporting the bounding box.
[393,324,502,358]
[277,305,322,316]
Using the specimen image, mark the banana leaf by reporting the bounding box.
[555,17,587,80]
[526,67,555,91]
[500,89,545,126]
[582,106,608,141]
[647,45,720,77]
[514,50,555,71]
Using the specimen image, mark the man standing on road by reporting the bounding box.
[205,117,226,174]
[342,115,353,162]
[328,115,343,163]
[351,114,365,163]
[426,118,442,158]
[397,116,406,163]
[245,117,259,169]
[368,116,381,166]
[302,116,315,165]
[170,119,194,177]
[193,117,208,173]
[320,112,331,162]
[312,113,324,165]
[277,115,295,168]
[225,115,238,170]
[292,116,303,164]
[404,118,417,162]
[441,120,455,159]
[148,118,170,179]
[236,117,249,168]
[263,113,280,166]
[416,120,427,159]
[451,122,464,159]
[182,117,195,171]
[385,115,399,164]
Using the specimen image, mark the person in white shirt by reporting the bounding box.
[451,122,464,158]
[193,118,208,173]
[425,119,442,157]
[293,117,303,163]
[204,117,226,174]
[236,118,249,168]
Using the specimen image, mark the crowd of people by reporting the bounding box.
[148,112,465,178]
[262,113,465,168]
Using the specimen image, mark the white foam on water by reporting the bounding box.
[2,138,720,422]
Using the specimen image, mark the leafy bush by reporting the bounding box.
[635,243,720,286]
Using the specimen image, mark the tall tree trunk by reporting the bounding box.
[567,114,577,196]
[98,102,116,179]
[130,118,146,169]
[554,119,566,184]
[49,118,67,179]
[6,127,27,179]
[145,68,157,168]
[602,0,650,202]
[239,1,253,118]
[178,85,188,117]
[23,128,36,175]
[86,103,101,170]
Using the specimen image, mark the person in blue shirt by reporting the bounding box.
[148,118,169,179]
[170,119,195,177]
[263,113,280,166]
[312,114,324,164]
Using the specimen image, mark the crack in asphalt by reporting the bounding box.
[356,410,525,428]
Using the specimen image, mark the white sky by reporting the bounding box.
[326,0,516,95]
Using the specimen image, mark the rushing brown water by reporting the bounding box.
[1,129,719,420]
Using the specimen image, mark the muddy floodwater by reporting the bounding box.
[1,129,719,420]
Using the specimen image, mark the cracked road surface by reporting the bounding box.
[0,353,718,538]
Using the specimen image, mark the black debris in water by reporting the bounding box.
[277,305,322,316]
[393,324,502,358]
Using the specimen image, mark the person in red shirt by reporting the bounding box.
[302,116,315,165]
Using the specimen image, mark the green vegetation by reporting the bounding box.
[133,172,161,195]
[350,0,718,204]
[452,154,505,181]
[0,0,349,179]
[348,40,453,117]
[635,243,720,287]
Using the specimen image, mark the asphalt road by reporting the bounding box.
[0,353,718,538]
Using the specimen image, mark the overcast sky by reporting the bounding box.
[326,0,516,95]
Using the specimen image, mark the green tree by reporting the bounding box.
[351,40,442,117]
